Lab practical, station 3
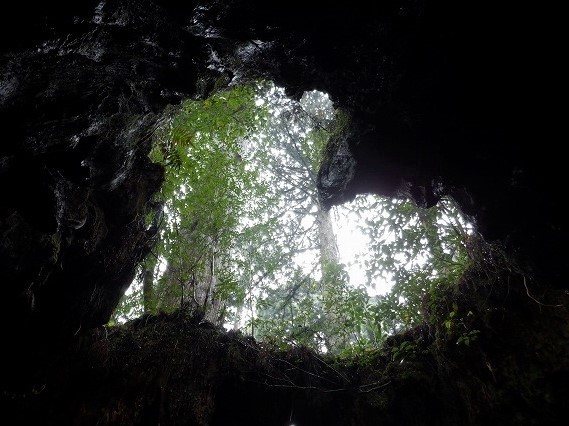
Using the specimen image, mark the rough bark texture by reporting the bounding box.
[317,205,339,267]
[1,1,566,424]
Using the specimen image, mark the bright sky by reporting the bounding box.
[332,196,394,297]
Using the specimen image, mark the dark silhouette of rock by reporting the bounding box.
[1,1,566,424]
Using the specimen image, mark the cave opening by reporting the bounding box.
[111,81,476,356]
[2,2,568,423]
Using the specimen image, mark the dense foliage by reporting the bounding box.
[111,82,474,356]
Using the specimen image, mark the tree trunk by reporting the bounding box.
[317,203,339,268]
[316,202,346,351]
[194,246,224,325]
[142,265,155,314]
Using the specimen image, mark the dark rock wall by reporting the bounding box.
[1,0,566,423]
[1,0,214,384]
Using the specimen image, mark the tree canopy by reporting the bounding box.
[111,82,474,356]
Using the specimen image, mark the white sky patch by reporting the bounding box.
[332,195,394,297]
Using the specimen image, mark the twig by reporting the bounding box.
[311,352,352,385]
[357,380,392,393]
[523,276,564,307]
[250,379,347,393]
[274,357,339,386]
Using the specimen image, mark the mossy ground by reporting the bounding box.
[5,241,568,425]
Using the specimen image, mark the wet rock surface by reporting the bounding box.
[1,0,566,424]
[1,0,210,385]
